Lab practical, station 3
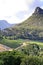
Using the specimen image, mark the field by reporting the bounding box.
[0,39,24,48]
[0,38,43,49]
[26,40,43,49]
[0,38,43,57]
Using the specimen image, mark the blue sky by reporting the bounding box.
[0,0,43,24]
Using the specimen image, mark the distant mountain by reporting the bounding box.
[3,7,43,40]
[0,20,12,30]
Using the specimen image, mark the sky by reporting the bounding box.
[0,0,43,24]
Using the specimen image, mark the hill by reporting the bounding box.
[3,7,43,40]
[0,20,12,30]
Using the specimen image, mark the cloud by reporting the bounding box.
[16,0,35,21]
[0,0,43,24]
[0,0,28,16]
[16,0,43,21]
[0,0,28,23]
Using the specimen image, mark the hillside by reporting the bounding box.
[3,7,43,40]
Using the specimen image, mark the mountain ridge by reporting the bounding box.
[0,20,13,30]
[3,7,43,40]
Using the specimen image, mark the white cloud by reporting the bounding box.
[0,0,29,23]
[0,0,28,16]
[26,0,34,5]
[0,0,42,24]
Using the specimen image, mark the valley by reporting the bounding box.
[0,7,43,65]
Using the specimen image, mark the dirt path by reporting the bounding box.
[0,42,27,52]
[0,44,13,52]
[15,42,27,50]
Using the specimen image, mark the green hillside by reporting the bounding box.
[3,7,43,40]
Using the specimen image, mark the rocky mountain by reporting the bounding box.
[0,20,12,30]
[33,7,43,15]
[3,7,43,40]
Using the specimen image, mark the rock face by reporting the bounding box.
[33,7,43,15]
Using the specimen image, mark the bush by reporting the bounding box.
[21,56,43,65]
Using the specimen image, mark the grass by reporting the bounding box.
[26,40,43,49]
[0,39,24,48]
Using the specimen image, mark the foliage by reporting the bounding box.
[0,50,43,65]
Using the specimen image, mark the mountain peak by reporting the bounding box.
[33,7,43,15]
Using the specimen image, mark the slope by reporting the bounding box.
[3,7,43,40]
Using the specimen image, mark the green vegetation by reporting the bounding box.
[0,38,24,48]
[15,40,43,56]
[0,36,43,56]
[0,36,43,65]
[0,36,43,49]
[0,50,43,65]
[27,40,43,49]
